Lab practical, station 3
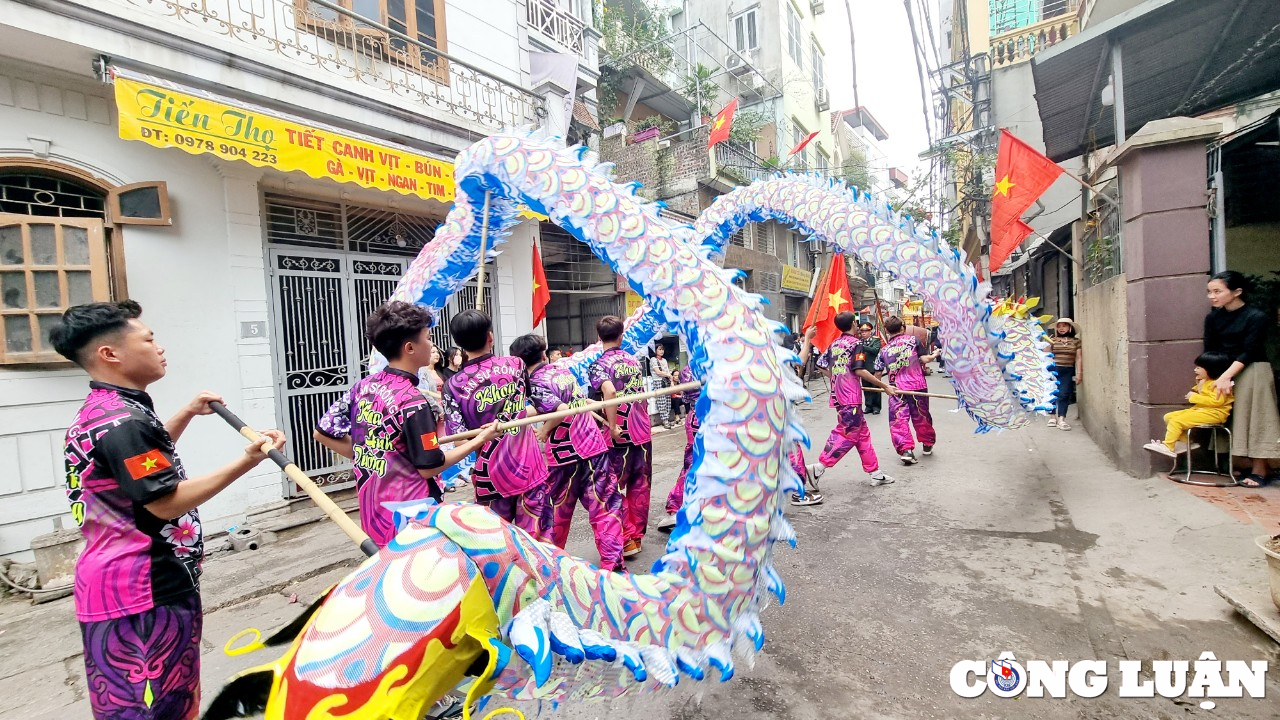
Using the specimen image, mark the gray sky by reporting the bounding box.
[819,0,936,175]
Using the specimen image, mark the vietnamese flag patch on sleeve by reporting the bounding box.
[124,449,172,480]
[420,432,439,451]
[855,352,866,362]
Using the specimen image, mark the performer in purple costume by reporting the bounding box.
[797,314,897,500]
[314,302,498,547]
[588,315,653,559]
[511,334,624,571]
[875,316,939,465]
[50,300,285,720]
[443,310,550,539]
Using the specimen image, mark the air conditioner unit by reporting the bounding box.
[726,52,753,76]
[815,88,830,111]
[750,73,767,93]
[811,0,825,14]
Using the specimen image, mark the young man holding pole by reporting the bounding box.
[875,316,939,465]
[511,333,624,571]
[313,302,498,548]
[588,315,652,558]
[798,312,898,494]
[50,300,286,720]
[443,310,550,539]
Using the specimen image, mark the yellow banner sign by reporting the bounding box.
[114,76,455,204]
[625,290,644,317]
[781,265,814,293]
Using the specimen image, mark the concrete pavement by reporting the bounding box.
[2,374,1278,719]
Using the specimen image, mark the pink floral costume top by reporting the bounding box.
[588,348,653,445]
[875,335,929,392]
[63,383,201,622]
[442,354,549,501]
[527,362,609,466]
[316,368,446,547]
[817,334,869,408]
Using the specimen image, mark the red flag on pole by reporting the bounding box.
[788,130,819,157]
[532,242,550,326]
[801,253,853,352]
[707,98,738,148]
[989,129,1064,274]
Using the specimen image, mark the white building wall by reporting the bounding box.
[0,65,281,557]
[494,222,539,354]
[445,0,527,83]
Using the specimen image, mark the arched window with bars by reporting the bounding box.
[0,167,122,364]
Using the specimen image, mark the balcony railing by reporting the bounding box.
[527,0,588,57]
[714,142,774,185]
[990,7,1080,68]
[114,0,545,130]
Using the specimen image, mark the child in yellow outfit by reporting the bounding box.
[1143,351,1233,458]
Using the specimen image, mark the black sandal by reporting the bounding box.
[1238,474,1273,489]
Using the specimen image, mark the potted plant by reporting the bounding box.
[1257,533,1280,611]
[629,116,666,144]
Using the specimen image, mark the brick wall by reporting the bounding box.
[600,128,711,214]
[601,134,662,200]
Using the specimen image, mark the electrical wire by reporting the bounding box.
[902,0,935,143]
[917,0,944,72]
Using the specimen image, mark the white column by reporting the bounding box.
[494,219,538,353]
[213,160,282,508]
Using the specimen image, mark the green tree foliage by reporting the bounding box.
[728,108,770,147]
[839,146,873,192]
[680,63,719,119]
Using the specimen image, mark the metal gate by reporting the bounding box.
[268,249,407,494]
[579,295,621,346]
[264,191,495,497]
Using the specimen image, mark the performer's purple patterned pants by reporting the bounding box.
[888,394,936,454]
[665,413,698,514]
[482,482,551,542]
[544,453,624,571]
[80,592,202,720]
[611,442,652,542]
[818,404,880,473]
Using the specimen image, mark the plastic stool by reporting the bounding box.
[1168,424,1235,487]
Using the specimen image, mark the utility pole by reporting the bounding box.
[842,0,861,112]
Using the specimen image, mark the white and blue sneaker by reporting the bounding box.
[869,472,895,487]
[805,463,826,492]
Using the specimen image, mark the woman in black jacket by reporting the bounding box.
[1203,271,1279,487]
[857,322,884,415]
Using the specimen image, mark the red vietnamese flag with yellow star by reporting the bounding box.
[532,242,550,326]
[990,129,1064,274]
[707,98,738,149]
[124,449,171,480]
[802,253,853,352]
